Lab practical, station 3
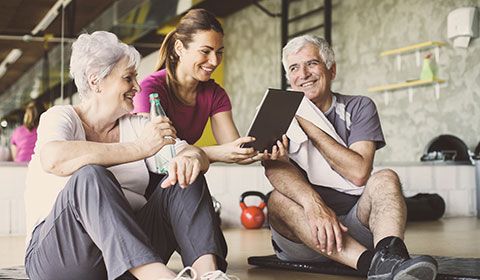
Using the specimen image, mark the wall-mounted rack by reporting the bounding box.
[368,78,446,93]
[368,41,447,105]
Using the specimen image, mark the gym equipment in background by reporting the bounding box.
[239,191,267,229]
[420,134,473,164]
[474,141,480,160]
[405,193,445,221]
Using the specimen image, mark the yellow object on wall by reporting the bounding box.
[194,60,224,147]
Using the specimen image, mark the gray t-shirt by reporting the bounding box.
[287,93,385,195]
[324,92,385,149]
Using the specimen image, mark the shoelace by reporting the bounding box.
[167,266,197,280]
[200,270,240,280]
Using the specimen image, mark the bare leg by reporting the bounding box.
[129,262,176,280]
[356,169,406,245]
[192,254,217,278]
[269,190,367,269]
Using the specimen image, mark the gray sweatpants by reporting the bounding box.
[25,165,227,280]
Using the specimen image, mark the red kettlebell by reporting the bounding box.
[240,191,267,229]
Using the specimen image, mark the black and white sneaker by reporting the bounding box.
[391,255,438,280]
[368,249,438,280]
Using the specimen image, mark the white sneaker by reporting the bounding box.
[200,270,240,280]
[158,266,197,280]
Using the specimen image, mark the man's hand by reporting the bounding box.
[268,134,290,162]
[304,201,348,255]
[160,155,202,188]
[295,115,319,139]
[250,134,290,163]
[237,134,290,164]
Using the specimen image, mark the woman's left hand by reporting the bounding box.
[160,155,202,188]
[215,136,259,163]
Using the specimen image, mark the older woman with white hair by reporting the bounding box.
[24,31,234,280]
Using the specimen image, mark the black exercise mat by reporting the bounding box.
[248,255,480,280]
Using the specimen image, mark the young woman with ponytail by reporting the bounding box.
[133,9,282,164]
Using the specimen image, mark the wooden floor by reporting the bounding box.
[1,217,479,279]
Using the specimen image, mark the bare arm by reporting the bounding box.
[202,111,259,163]
[41,141,150,176]
[41,116,176,176]
[210,111,240,144]
[296,116,376,186]
[10,144,17,161]
[264,160,322,207]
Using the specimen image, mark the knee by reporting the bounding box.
[189,173,207,187]
[367,168,402,192]
[67,164,117,193]
[73,164,111,179]
[372,168,400,184]
[186,174,207,190]
[179,174,209,200]
[267,191,285,218]
[267,190,280,207]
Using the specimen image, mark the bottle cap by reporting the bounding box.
[148,92,158,103]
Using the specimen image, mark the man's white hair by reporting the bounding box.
[282,34,335,75]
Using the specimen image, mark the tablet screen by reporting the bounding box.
[243,88,304,153]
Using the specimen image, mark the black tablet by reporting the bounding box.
[242,88,304,153]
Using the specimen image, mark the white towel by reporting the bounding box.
[286,97,364,195]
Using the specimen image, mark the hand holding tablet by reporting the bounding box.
[242,88,304,153]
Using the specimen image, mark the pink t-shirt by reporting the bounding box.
[11,125,37,162]
[132,69,232,144]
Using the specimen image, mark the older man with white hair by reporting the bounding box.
[263,35,438,280]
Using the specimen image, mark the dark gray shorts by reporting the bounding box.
[271,202,373,262]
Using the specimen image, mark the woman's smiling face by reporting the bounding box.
[176,30,224,82]
[97,56,140,114]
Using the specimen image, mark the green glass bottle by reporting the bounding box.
[149,93,176,174]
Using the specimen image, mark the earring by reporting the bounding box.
[95,87,101,93]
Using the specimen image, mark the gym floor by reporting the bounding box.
[1,217,479,279]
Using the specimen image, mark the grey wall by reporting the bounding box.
[223,0,282,134]
[223,0,480,163]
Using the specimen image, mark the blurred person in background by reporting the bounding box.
[10,101,42,162]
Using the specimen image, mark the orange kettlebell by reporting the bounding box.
[240,191,267,229]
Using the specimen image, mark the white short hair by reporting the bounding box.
[282,35,335,74]
[69,31,141,100]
